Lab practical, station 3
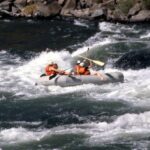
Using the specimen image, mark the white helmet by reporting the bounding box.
[76,60,81,64]
[80,62,85,67]
[49,61,54,64]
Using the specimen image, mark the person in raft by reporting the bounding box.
[40,61,69,79]
[73,60,105,80]
[74,61,90,75]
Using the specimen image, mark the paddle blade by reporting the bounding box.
[92,60,105,66]
[78,55,105,66]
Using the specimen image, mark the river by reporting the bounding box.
[0,19,150,150]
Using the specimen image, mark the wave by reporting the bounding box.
[86,68,150,106]
[0,21,150,102]
[0,50,72,100]
[72,21,143,57]
[0,127,48,146]
[140,32,150,39]
[1,51,150,104]
[1,20,150,150]
[74,19,89,28]
[1,111,150,148]
[86,111,150,145]
[72,37,114,57]
[99,22,139,34]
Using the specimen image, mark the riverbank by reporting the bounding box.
[0,0,150,23]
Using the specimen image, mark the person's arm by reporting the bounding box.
[93,71,106,80]
[51,68,60,72]
[89,61,93,68]
[52,68,70,75]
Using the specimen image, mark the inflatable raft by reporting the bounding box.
[37,72,124,87]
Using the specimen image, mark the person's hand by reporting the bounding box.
[67,73,72,77]
[59,71,65,75]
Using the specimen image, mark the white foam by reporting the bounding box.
[99,22,139,34]
[0,21,148,102]
[48,111,150,144]
[0,127,48,145]
[27,19,36,23]
[0,50,72,99]
[86,111,150,145]
[1,49,150,106]
[140,32,150,39]
[0,96,6,101]
[1,111,150,146]
[0,121,42,126]
[86,68,150,107]
[72,37,114,57]
[74,19,89,28]
[72,21,139,57]
[3,19,11,23]
[48,84,98,95]
[15,50,72,81]
[99,22,121,33]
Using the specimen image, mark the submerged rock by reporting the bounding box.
[114,50,150,70]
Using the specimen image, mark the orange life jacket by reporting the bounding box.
[74,65,90,75]
[45,64,58,76]
[74,65,80,75]
[84,69,90,75]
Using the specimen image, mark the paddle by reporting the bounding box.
[78,55,105,66]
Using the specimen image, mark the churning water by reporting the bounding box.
[0,19,150,150]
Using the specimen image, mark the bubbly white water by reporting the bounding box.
[140,32,150,39]
[1,111,150,147]
[74,19,89,28]
[1,48,150,108]
[86,111,150,145]
[99,22,139,34]
[0,127,48,145]
[1,21,150,148]
[86,68,150,107]
[1,47,150,106]
[72,21,141,57]
[72,37,114,57]
[0,50,72,100]
[0,22,150,105]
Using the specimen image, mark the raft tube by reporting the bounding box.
[37,72,124,87]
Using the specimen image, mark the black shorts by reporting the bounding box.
[49,74,57,80]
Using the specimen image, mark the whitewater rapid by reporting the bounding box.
[1,111,150,148]
[1,21,150,149]
[1,48,150,106]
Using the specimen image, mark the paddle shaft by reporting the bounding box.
[78,55,105,66]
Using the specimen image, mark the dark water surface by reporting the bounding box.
[0,19,97,52]
[0,19,150,150]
